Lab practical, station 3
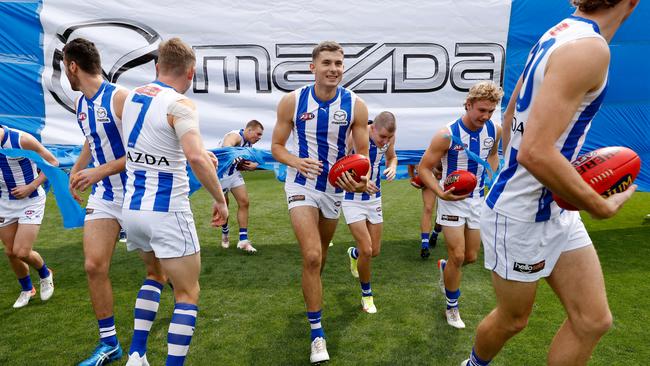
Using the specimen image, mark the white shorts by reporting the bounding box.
[436,194,483,229]
[123,209,200,259]
[0,195,46,227]
[221,172,245,193]
[342,199,383,225]
[85,195,123,227]
[481,204,591,282]
[285,182,343,220]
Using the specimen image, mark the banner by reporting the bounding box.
[39,0,512,150]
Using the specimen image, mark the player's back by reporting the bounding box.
[486,16,608,222]
[441,118,497,199]
[76,81,126,204]
[121,81,190,212]
[285,84,357,194]
[0,126,44,200]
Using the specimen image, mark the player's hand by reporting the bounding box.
[383,166,396,181]
[11,185,37,199]
[70,168,103,192]
[365,180,379,195]
[239,160,258,171]
[206,150,218,169]
[336,171,368,193]
[211,200,229,227]
[437,187,470,201]
[296,158,323,179]
[589,185,637,220]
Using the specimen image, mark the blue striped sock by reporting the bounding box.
[469,348,491,365]
[37,263,50,279]
[307,310,325,341]
[445,288,461,310]
[98,316,118,347]
[222,225,229,235]
[166,303,198,366]
[130,279,164,357]
[239,228,248,241]
[18,275,33,292]
[361,282,372,297]
[421,233,429,248]
[350,247,359,259]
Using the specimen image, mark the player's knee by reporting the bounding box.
[448,251,465,267]
[371,247,381,257]
[239,197,250,209]
[507,314,530,334]
[303,251,322,271]
[464,252,478,264]
[358,245,372,259]
[84,257,109,277]
[573,308,613,338]
[4,246,16,258]
[12,247,31,261]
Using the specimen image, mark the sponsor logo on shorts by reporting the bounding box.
[331,110,348,125]
[24,210,34,216]
[376,206,382,212]
[86,208,95,214]
[441,214,459,222]
[288,195,305,204]
[299,112,315,121]
[513,260,546,274]
[334,201,341,207]
[0,218,5,223]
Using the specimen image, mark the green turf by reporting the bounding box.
[0,170,648,365]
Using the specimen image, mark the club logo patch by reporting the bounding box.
[483,137,495,149]
[513,260,546,274]
[96,107,110,122]
[331,110,348,125]
[288,195,305,204]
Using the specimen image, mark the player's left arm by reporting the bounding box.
[12,134,59,198]
[382,135,398,180]
[518,38,635,219]
[337,97,370,193]
[487,124,502,176]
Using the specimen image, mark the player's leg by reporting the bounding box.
[420,188,436,257]
[546,245,612,366]
[347,220,375,312]
[464,227,480,265]
[0,222,36,308]
[127,250,166,364]
[221,192,231,248]
[465,273,538,365]
[12,223,55,302]
[159,253,201,366]
[231,184,256,253]
[80,218,122,365]
[439,224,467,328]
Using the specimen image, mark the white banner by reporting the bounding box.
[40,0,511,150]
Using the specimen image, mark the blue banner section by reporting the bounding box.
[505,0,650,191]
[1,148,85,228]
[0,1,45,139]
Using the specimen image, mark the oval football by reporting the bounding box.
[553,146,641,210]
[443,170,477,196]
[410,175,424,189]
[327,154,370,186]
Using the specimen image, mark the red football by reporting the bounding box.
[443,170,477,195]
[553,146,641,210]
[328,154,370,187]
[410,175,424,189]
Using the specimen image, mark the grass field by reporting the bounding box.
[0,170,648,365]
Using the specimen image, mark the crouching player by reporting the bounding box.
[344,112,397,313]
[419,81,502,328]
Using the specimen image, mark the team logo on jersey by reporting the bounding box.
[299,112,315,121]
[331,110,348,125]
[78,112,87,122]
[513,260,545,274]
[96,107,110,122]
[483,137,495,150]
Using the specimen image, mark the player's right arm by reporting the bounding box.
[419,129,469,201]
[271,92,323,179]
[170,98,228,226]
[69,140,92,202]
[517,38,635,219]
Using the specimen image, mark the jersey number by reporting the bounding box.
[127,94,153,148]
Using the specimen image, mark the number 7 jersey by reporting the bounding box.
[486,16,608,222]
[121,81,191,212]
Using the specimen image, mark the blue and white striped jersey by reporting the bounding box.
[486,16,608,222]
[0,126,44,200]
[76,81,126,204]
[218,129,251,178]
[441,118,497,198]
[121,81,192,212]
[344,137,388,201]
[285,84,357,194]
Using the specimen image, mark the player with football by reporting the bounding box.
[271,40,369,364]
[462,1,638,365]
[408,164,443,258]
[419,81,503,329]
[217,119,264,253]
[343,112,397,314]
